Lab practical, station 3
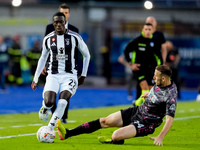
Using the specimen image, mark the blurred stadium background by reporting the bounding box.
[0,0,200,113]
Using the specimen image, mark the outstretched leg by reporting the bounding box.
[98,125,136,144]
[57,118,101,140]
[112,125,136,141]
[56,111,123,140]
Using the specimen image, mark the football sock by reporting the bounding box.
[65,119,101,138]
[48,99,68,129]
[111,140,125,144]
[135,89,149,106]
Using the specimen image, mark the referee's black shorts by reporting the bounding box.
[134,65,154,86]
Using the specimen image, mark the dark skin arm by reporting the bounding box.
[31,81,37,91]
[78,76,85,86]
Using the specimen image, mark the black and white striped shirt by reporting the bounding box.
[33,30,90,83]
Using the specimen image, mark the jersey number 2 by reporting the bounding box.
[69,79,76,89]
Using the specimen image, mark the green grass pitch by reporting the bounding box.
[0,101,200,150]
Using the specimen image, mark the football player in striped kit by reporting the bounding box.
[31,12,90,130]
[44,3,79,124]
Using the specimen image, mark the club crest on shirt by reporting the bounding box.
[52,38,55,42]
[65,39,70,45]
[150,42,154,47]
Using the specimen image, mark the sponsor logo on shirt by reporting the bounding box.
[139,47,145,51]
[149,93,158,103]
[51,42,56,46]
[56,54,68,60]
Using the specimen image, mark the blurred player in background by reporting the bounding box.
[0,35,9,92]
[27,41,41,77]
[124,23,156,106]
[57,65,177,147]
[8,34,23,85]
[196,86,200,102]
[135,16,168,103]
[31,12,90,130]
[43,3,79,124]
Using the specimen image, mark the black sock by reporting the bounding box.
[111,140,124,145]
[65,119,101,138]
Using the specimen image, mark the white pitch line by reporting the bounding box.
[0,116,199,139]
[177,110,185,113]
[173,115,200,121]
[0,124,44,130]
[28,124,44,126]
[66,120,76,123]
[0,133,36,139]
[0,121,76,130]
[11,125,25,128]
[189,109,195,112]
[0,131,58,139]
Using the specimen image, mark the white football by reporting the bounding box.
[37,126,55,143]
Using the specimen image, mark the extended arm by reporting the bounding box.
[31,38,49,90]
[32,52,49,83]
[141,91,149,99]
[149,115,174,146]
[118,55,130,68]
[31,52,48,91]
[77,37,90,85]
[124,41,133,63]
[123,40,140,71]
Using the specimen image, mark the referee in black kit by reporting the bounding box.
[135,16,167,103]
[124,23,157,106]
[42,3,79,124]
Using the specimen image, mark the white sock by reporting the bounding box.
[48,99,68,129]
[42,100,53,110]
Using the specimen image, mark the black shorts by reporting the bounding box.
[134,65,154,86]
[121,107,156,137]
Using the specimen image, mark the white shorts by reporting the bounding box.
[42,73,78,98]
